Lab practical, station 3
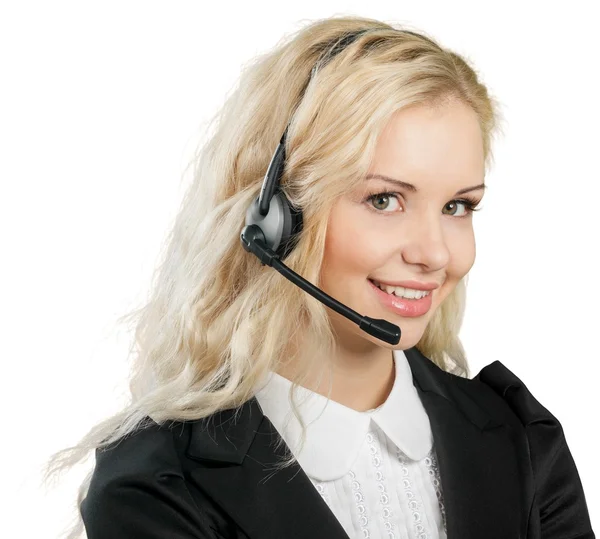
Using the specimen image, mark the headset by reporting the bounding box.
[239,29,401,345]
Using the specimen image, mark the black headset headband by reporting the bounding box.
[257,28,372,217]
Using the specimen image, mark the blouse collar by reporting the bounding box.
[253,348,434,481]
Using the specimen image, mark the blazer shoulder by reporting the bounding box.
[89,418,185,487]
[473,360,595,538]
[81,418,219,538]
[473,360,564,438]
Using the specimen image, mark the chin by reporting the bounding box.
[395,329,426,350]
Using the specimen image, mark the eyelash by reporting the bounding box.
[364,191,482,217]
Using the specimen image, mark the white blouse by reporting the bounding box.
[254,348,448,539]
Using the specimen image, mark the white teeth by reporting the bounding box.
[372,280,431,299]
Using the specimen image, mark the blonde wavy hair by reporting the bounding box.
[44,15,503,539]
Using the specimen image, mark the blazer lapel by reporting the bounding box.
[186,396,350,539]
[404,346,533,538]
[185,346,533,539]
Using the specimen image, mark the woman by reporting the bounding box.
[45,15,595,539]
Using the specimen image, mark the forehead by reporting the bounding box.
[371,101,485,186]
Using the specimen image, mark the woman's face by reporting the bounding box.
[320,99,486,351]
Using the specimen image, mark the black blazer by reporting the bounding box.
[80,346,595,539]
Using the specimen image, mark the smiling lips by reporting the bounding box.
[369,278,439,291]
[369,279,431,299]
[368,278,434,317]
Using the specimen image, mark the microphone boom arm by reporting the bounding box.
[240,224,400,345]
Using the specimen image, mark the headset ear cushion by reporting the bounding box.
[277,194,304,260]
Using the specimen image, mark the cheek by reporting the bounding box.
[322,205,385,276]
[323,227,375,274]
[447,229,476,278]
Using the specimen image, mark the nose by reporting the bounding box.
[401,214,451,271]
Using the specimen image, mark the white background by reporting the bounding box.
[1,1,598,537]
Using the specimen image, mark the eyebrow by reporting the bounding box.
[366,173,486,196]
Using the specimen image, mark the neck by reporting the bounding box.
[277,335,396,412]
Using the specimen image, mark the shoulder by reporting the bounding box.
[471,360,595,537]
[89,418,186,488]
[472,359,563,439]
[81,418,220,538]
[468,359,566,457]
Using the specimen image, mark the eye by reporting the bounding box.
[442,197,482,217]
[364,191,483,217]
[364,191,401,212]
